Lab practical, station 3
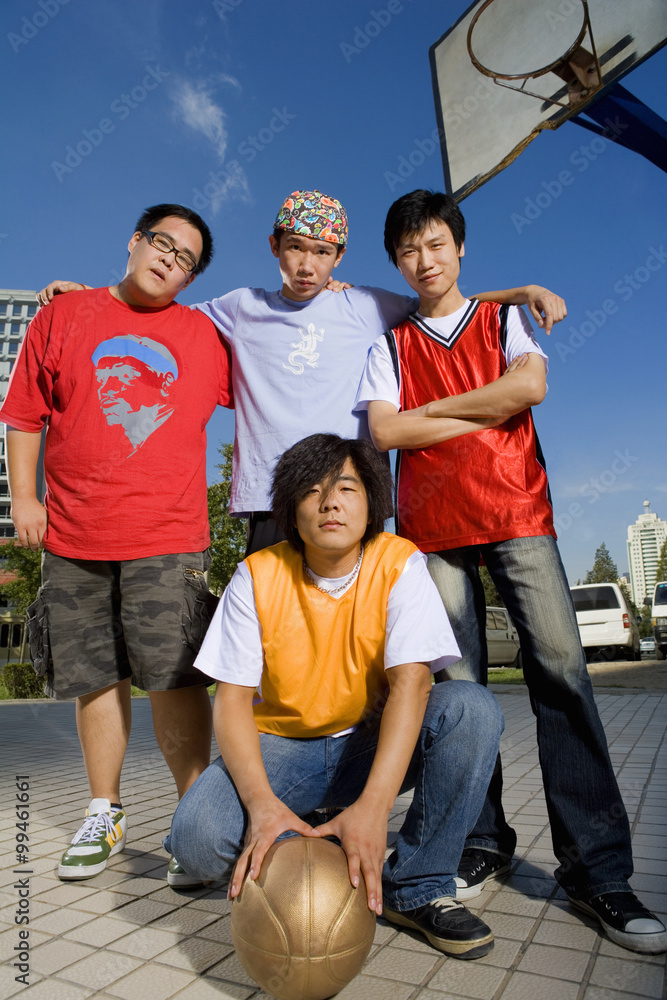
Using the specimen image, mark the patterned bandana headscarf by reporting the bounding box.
[273,189,348,246]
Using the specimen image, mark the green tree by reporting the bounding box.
[480,566,503,607]
[207,443,247,594]
[655,537,667,585]
[585,542,619,584]
[0,543,41,615]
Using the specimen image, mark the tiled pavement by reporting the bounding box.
[1,686,665,1000]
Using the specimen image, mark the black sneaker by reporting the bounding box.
[455,848,511,900]
[568,891,667,954]
[383,896,494,959]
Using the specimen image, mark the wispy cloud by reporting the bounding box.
[171,76,250,213]
[172,78,230,160]
[213,72,241,93]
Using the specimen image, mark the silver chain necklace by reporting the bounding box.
[303,546,364,596]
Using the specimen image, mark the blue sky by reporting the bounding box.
[2,0,665,584]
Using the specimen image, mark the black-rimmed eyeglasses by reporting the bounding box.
[141,231,198,273]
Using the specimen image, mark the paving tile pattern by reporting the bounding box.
[1,689,666,999]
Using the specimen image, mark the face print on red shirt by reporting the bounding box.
[91,335,178,454]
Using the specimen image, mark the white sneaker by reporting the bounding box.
[58,798,127,880]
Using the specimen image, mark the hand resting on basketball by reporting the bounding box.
[312,801,388,916]
[229,794,315,901]
[215,662,431,916]
[214,682,316,901]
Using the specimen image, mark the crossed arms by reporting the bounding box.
[368,352,546,453]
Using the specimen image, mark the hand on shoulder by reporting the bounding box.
[36,281,90,308]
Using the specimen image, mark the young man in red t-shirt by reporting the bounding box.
[1,204,232,885]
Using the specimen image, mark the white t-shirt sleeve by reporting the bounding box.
[195,549,460,685]
[504,305,548,373]
[354,337,401,411]
[385,551,461,672]
[194,562,263,686]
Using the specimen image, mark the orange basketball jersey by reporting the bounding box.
[246,533,416,737]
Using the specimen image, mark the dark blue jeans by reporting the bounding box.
[427,535,634,898]
[165,681,503,910]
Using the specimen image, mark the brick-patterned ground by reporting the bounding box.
[1,686,665,1000]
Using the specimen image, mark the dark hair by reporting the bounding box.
[383,189,465,266]
[272,227,345,258]
[134,204,214,275]
[271,434,393,554]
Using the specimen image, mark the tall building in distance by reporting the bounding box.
[0,289,39,541]
[627,501,667,606]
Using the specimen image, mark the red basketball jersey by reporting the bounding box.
[387,300,555,552]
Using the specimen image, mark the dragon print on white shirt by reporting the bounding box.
[283,323,324,375]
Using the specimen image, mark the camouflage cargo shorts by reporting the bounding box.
[27,551,219,700]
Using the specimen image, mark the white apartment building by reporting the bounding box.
[627,501,667,606]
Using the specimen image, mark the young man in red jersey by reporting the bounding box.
[354,189,667,956]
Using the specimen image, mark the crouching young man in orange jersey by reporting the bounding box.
[166,433,504,960]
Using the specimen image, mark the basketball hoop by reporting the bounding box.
[430,0,667,200]
[467,0,602,108]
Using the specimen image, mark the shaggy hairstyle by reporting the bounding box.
[383,189,466,266]
[133,203,214,275]
[271,434,394,554]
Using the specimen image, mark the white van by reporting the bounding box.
[486,607,521,668]
[570,583,641,662]
[649,581,667,661]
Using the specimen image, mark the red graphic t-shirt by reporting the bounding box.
[0,288,233,559]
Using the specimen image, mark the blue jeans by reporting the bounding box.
[427,534,634,898]
[165,680,502,911]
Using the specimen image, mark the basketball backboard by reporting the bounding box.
[430,0,667,200]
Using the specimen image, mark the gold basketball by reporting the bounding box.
[230,836,376,1000]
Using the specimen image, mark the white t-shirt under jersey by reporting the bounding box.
[196,549,460,689]
[354,302,547,412]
